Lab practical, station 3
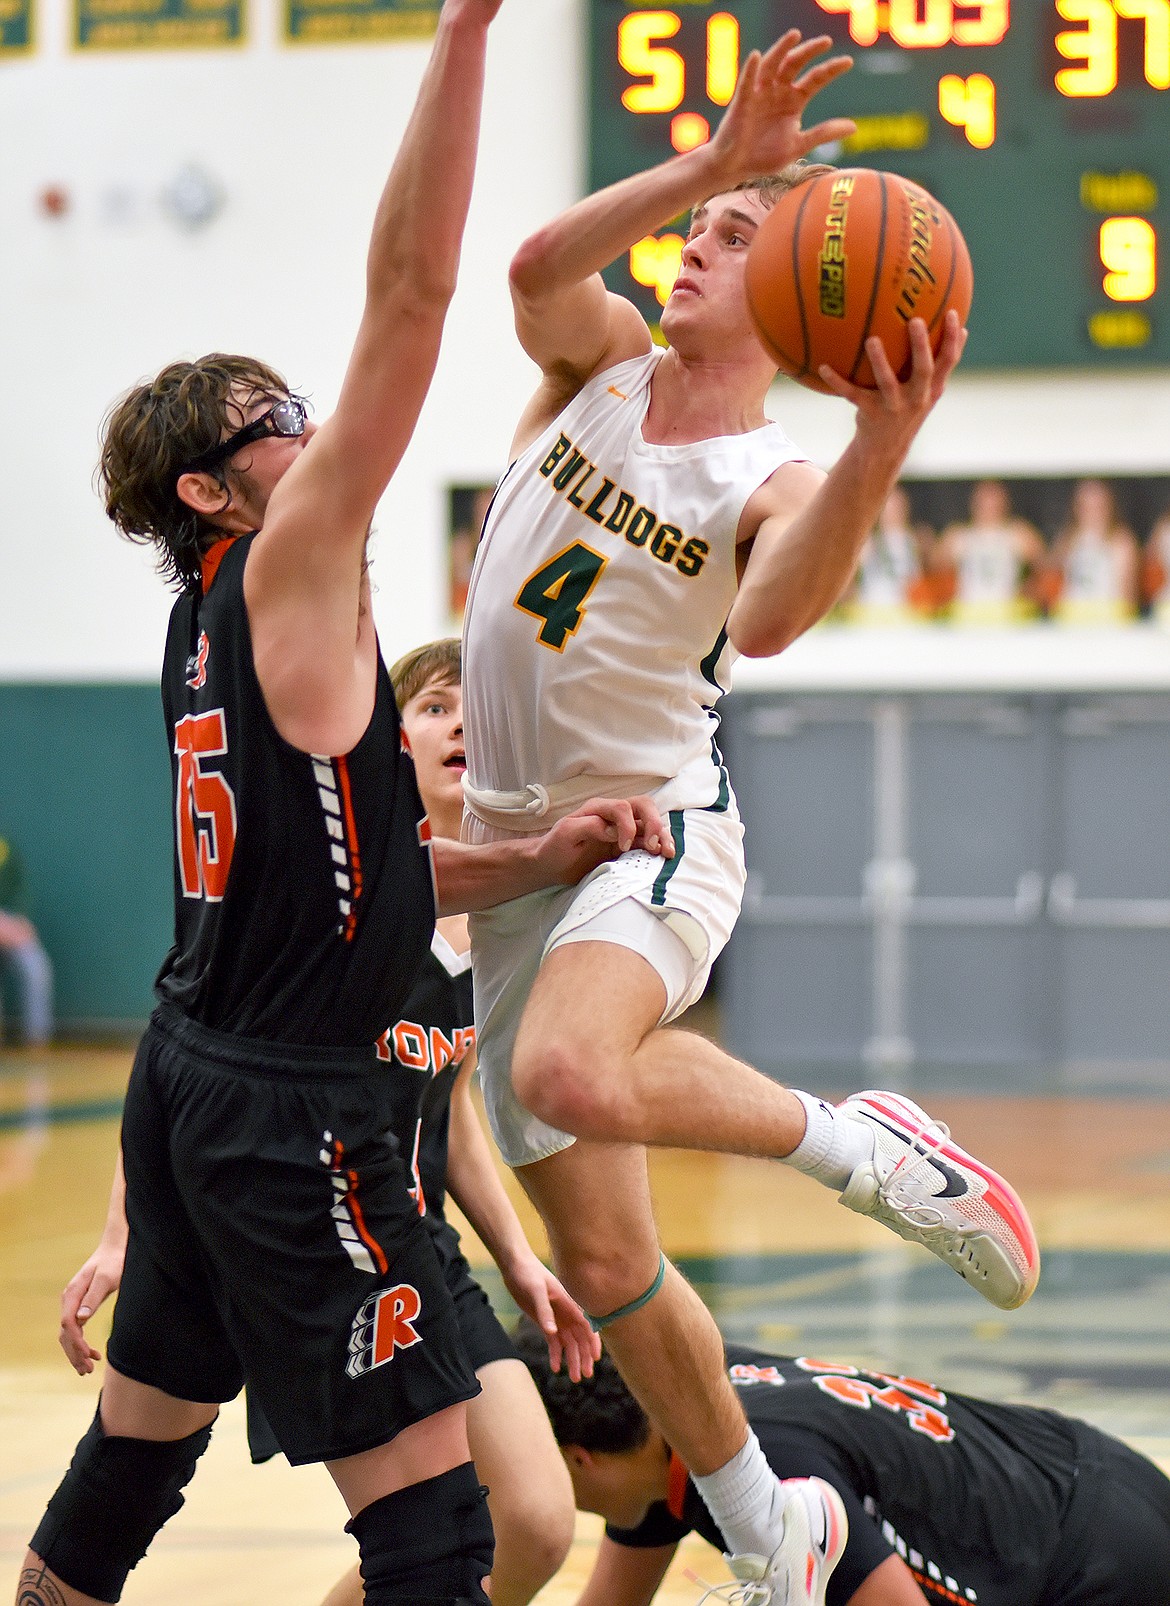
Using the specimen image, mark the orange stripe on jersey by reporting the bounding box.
[911,1567,971,1604]
[200,536,238,594]
[334,755,364,941]
[345,1167,389,1275]
[666,1450,690,1520]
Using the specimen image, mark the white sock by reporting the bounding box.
[691,1431,787,1559]
[784,1090,874,1191]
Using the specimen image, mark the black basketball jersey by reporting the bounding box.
[155,534,435,1047]
[607,1346,1085,1606]
[376,931,475,1220]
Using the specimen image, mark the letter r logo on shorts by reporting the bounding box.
[347,1284,423,1378]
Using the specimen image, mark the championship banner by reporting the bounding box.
[0,0,33,55]
[285,0,438,46]
[75,0,244,51]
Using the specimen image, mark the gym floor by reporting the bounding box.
[2,1041,1168,1604]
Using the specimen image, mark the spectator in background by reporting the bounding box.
[1047,478,1139,625]
[0,831,53,1050]
[933,478,1046,625]
[845,485,934,624]
[1143,501,1170,625]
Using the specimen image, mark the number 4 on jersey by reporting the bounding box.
[515,541,608,651]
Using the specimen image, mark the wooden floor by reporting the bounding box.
[2,1043,1169,1604]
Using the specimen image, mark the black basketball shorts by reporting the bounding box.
[107,1005,479,1466]
[424,1217,517,1372]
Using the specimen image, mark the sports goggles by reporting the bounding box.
[182,396,307,475]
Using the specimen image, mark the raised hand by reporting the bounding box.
[818,309,968,453]
[708,30,856,186]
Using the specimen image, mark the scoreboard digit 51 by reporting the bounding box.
[588,0,1168,369]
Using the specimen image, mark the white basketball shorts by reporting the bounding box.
[465,797,746,1167]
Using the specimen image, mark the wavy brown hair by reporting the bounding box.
[699,160,837,214]
[98,354,291,591]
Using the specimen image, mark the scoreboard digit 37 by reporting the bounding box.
[588,1,1168,369]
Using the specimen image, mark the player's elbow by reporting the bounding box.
[508,228,560,305]
[727,611,802,661]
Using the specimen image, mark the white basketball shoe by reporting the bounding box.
[695,1478,848,1606]
[836,1089,1040,1309]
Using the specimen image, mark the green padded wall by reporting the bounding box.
[0,684,171,1034]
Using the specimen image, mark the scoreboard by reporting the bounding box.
[588,1,1169,369]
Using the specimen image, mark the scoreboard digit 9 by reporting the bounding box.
[588,1,1168,369]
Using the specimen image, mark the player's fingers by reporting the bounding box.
[902,318,937,401]
[774,32,832,81]
[631,797,673,857]
[935,309,967,378]
[756,33,799,77]
[729,47,761,103]
[562,1335,584,1385]
[865,333,907,400]
[815,362,860,404]
[60,1270,94,1323]
[796,118,857,157]
[791,51,853,99]
[58,1322,99,1374]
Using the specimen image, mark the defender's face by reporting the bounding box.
[660,190,771,349]
[564,1450,655,1531]
[225,388,317,516]
[400,678,464,819]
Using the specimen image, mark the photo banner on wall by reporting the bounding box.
[285,0,437,46]
[75,0,243,50]
[0,0,33,54]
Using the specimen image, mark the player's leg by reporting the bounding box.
[18,1369,220,1605]
[17,1027,245,1606]
[511,925,1037,1310]
[464,1358,576,1606]
[1047,1426,1170,1604]
[515,1136,749,1478]
[516,1137,845,1601]
[323,1401,493,1606]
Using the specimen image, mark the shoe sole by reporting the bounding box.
[849,1090,1040,1310]
[806,1478,848,1606]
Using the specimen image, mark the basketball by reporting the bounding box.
[745,167,973,394]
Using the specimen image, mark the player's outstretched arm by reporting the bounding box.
[59,1151,127,1375]
[509,32,855,407]
[246,0,502,753]
[572,1535,676,1606]
[432,796,672,915]
[729,312,966,658]
[445,1054,599,1381]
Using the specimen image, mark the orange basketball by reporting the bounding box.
[745,168,973,394]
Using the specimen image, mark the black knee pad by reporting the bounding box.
[29,1407,213,1602]
[347,1461,494,1606]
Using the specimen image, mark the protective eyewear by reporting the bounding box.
[183,396,307,475]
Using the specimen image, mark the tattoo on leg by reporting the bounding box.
[18,1562,68,1606]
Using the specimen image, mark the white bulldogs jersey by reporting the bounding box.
[463,349,806,816]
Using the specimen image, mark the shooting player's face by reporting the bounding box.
[660,190,770,355]
[400,678,464,821]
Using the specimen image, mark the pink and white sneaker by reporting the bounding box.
[837,1089,1040,1310]
[696,1478,848,1606]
